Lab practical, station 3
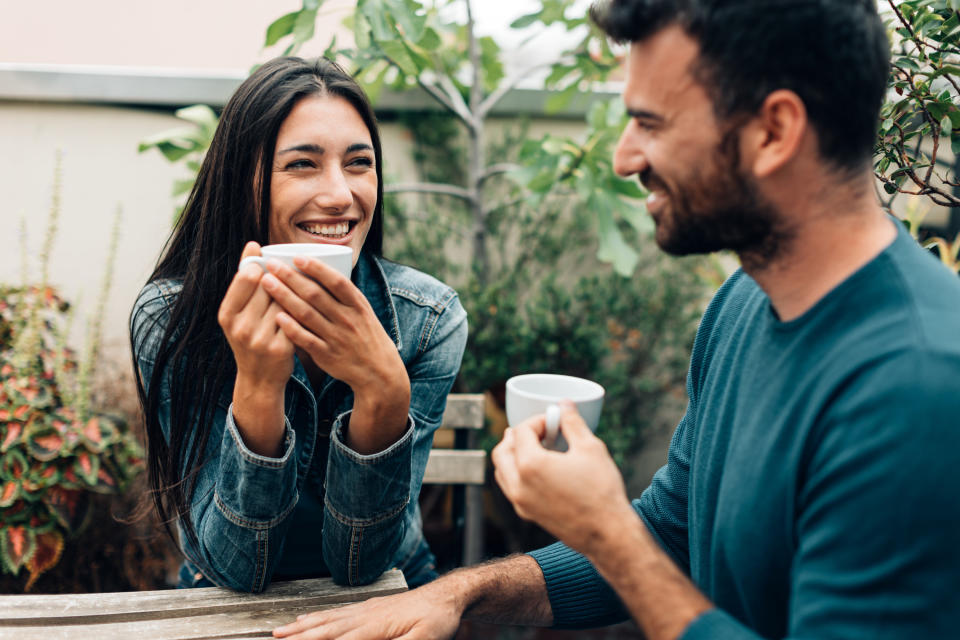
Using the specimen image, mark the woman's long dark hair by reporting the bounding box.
[130,57,384,551]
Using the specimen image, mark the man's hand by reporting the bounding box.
[272,584,462,640]
[491,400,637,557]
[272,555,551,639]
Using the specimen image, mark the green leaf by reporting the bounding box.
[172,179,195,197]
[0,526,35,575]
[594,203,639,276]
[609,177,646,199]
[385,0,425,42]
[362,0,394,41]
[510,12,542,29]
[418,27,441,51]
[265,11,298,47]
[545,83,580,114]
[293,8,318,44]
[379,39,419,75]
[942,115,953,135]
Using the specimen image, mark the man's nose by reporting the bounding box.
[612,123,648,178]
[313,168,353,212]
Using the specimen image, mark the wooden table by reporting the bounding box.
[0,569,406,640]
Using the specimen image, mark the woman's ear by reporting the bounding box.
[742,89,808,179]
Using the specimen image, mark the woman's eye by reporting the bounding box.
[285,159,315,170]
[349,156,374,168]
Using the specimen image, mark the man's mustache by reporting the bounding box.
[639,169,667,195]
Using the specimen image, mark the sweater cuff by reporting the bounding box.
[324,409,414,525]
[528,541,628,629]
[215,403,298,526]
[680,608,763,640]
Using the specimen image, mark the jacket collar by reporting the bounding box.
[354,250,403,351]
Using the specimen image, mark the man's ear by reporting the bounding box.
[741,89,808,179]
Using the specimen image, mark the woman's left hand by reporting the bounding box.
[260,255,411,454]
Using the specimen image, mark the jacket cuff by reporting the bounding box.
[215,403,299,526]
[325,410,414,526]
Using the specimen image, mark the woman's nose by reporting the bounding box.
[313,168,353,212]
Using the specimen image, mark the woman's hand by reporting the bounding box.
[260,255,411,454]
[218,242,295,456]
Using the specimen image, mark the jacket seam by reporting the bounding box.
[213,488,299,530]
[349,526,362,584]
[390,286,458,314]
[325,495,410,527]
[253,531,267,592]
[417,306,443,356]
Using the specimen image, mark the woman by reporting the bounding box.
[130,57,467,592]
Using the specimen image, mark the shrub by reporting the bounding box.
[0,160,144,591]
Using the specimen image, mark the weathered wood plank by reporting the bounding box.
[0,569,406,628]
[423,450,486,485]
[439,394,484,430]
[3,603,346,640]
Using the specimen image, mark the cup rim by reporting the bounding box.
[506,374,605,402]
[262,243,353,256]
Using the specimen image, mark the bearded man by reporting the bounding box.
[275,1,960,638]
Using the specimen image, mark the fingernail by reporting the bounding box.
[262,274,277,289]
[293,256,308,267]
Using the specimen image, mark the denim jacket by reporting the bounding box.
[131,251,467,592]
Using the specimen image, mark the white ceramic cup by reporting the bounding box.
[238,243,353,279]
[505,374,605,450]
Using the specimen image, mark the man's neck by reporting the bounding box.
[740,184,896,322]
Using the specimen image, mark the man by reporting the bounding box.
[274,1,960,638]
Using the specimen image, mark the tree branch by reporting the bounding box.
[386,182,475,202]
[477,62,554,120]
[480,162,522,185]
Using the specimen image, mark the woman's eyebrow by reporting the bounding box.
[277,142,372,155]
[278,143,324,155]
[346,143,373,153]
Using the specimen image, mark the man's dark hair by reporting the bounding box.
[590,0,891,171]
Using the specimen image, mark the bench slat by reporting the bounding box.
[5,604,334,640]
[439,394,484,429]
[423,449,485,485]
[0,570,406,632]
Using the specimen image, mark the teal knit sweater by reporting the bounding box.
[530,220,960,639]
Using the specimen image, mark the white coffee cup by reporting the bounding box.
[238,243,353,279]
[505,374,605,450]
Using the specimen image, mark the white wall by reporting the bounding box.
[0,101,185,363]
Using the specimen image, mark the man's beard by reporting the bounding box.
[645,129,787,268]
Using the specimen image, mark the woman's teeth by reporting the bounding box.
[300,222,350,238]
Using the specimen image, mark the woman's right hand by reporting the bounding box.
[218,241,294,457]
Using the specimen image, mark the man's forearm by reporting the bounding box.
[452,553,553,627]
[586,510,712,640]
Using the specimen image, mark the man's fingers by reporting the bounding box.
[556,400,593,445]
[492,428,522,498]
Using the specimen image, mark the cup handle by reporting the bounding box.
[543,404,561,448]
[238,256,267,272]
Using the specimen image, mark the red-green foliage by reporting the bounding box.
[0,285,143,590]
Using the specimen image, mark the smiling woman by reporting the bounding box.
[128,57,467,592]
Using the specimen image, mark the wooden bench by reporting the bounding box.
[423,393,486,566]
[0,569,406,639]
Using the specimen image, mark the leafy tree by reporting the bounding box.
[878,0,960,272]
